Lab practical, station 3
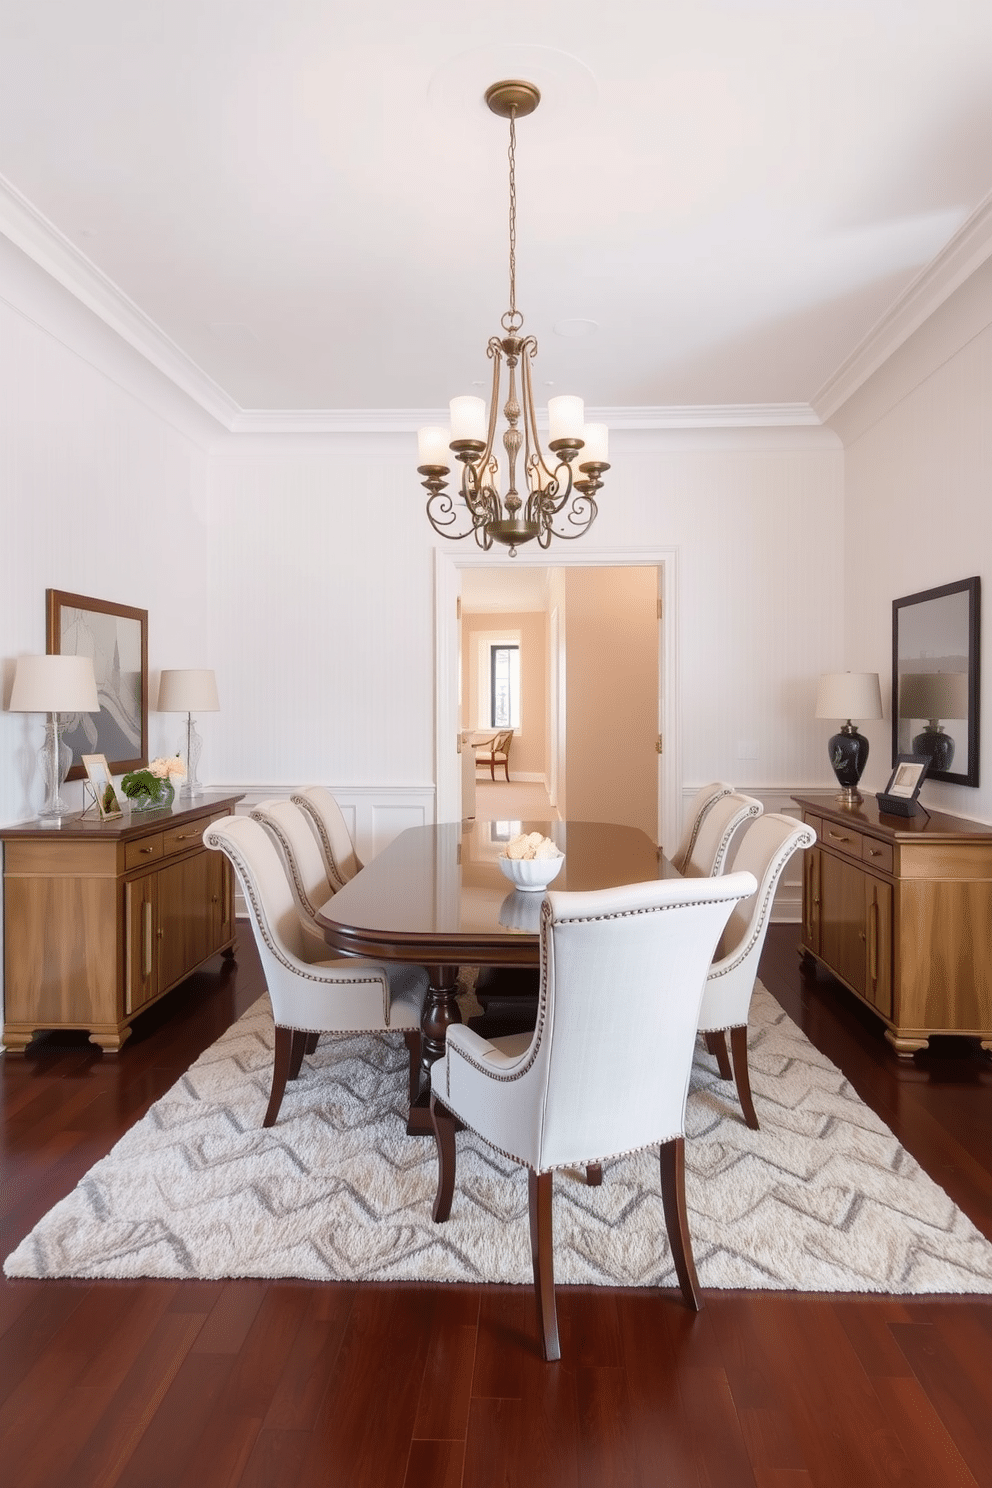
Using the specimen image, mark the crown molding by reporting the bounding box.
[0,170,240,429]
[813,188,992,422]
[229,402,823,435]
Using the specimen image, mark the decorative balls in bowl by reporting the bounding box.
[497,832,564,892]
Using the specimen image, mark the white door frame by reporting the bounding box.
[434,546,681,849]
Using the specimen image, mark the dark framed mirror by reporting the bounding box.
[892,576,980,787]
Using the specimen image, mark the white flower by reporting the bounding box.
[149,755,186,779]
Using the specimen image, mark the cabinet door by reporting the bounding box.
[802,846,821,955]
[208,849,234,951]
[863,875,893,1018]
[125,873,159,1015]
[157,852,215,992]
[819,851,868,997]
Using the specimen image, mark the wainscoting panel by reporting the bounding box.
[225,782,435,918]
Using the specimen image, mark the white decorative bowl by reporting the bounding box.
[497,852,564,892]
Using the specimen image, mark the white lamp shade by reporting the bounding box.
[898,671,968,721]
[8,654,99,713]
[449,396,487,442]
[417,425,451,469]
[579,423,609,464]
[157,669,219,712]
[815,671,883,722]
[548,395,584,442]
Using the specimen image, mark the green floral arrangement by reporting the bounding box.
[120,755,186,803]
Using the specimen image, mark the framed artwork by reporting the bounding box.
[892,576,980,787]
[82,753,123,819]
[47,589,148,781]
[877,753,929,818]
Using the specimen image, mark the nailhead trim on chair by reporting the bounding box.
[203,826,391,1023]
[445,892,747,1089]
[290,794,349,890]
[249,807,325,919]
[433,1096,685,1176]
[706,825,815,982]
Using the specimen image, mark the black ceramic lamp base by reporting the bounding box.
[828,724,869,805]
[912,727,954,774]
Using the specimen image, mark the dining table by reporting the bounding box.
[316,817,677,1133]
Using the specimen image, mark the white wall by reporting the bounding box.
[2,232,849,996]
[0,236,215,827]
[830,253,992,820]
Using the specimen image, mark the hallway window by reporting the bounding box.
[490,644,520,728]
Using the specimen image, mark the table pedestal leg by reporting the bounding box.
[407,964,462,1136]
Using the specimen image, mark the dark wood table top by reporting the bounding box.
[316,819,674,966]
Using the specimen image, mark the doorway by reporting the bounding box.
[435,548,680,849]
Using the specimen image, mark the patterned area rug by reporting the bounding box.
[7,983,992,1292]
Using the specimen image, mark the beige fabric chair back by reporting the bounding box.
[250,799,335,958]
[682,791,762,877]
[436,871,756,1173]
[670,781,734,872]
[291,785,362,889]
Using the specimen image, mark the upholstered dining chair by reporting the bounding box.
[250,799,336,959]
[475,729,513,782]
[682,791,763,878]
[291,785,362,891]
[204,816,426,1128]
[669,782,735,873]
[429,870,757,1361]
[699,813,816,1129]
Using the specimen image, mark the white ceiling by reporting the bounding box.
[2,1,992,422]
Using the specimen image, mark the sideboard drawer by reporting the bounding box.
[164,821,209,857]
[861,837,893,873]
[124,833,163,871]
[820,821,862,860]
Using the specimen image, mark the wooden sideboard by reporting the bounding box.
[793,792,992,1057]
[1,792,243,1053]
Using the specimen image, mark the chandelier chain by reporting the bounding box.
[507,108,517,322]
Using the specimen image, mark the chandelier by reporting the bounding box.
[417,80,609,558]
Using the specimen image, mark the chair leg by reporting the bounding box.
[658,1137,702,1312]
[489,759,496,781]
[263,1026,295,1128]
[404,1028,422,1106]
[430,1093,458,1223]
[729,1024,759,1130]
[501,760,509,782]
[704,1028,733,1081]
[528,1170,560,1361]
[288,1029,308,1079]
[586,1164,603,1186]
[304,1031,320,1054]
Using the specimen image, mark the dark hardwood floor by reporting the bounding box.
[3,924,992,1488]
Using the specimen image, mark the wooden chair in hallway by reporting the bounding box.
[475,729,514,782]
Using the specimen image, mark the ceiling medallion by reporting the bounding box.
[417,79,609,557]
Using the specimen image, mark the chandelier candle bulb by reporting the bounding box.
[417,426,451,469]
[548,395,585,445]
[580,423,609,465]
[449,396,487,443]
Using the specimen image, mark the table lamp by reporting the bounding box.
[157,668,219,796]
[897,671,968,773]
[815,671,883,806]
[8,654,100,824]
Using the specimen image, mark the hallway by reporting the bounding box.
[472,777,557,823]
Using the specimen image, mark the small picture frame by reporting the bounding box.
[82,754,123,820]
[877,754,928,817]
